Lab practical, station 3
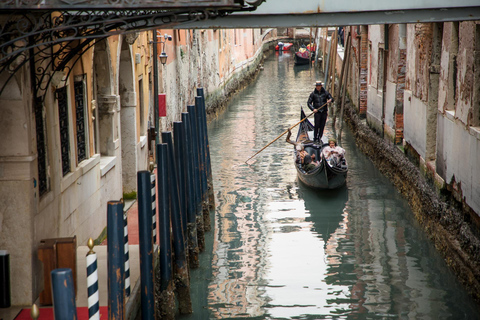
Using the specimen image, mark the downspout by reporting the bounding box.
[381,24,389,138]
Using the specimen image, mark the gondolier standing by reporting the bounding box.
[307,81,333,143]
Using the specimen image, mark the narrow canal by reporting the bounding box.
[182,52,480,319]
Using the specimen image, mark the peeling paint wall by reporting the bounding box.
[354,21,480,218]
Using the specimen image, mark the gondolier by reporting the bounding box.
[307,81,333,143]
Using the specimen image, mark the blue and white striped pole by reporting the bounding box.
[151,174,157,245]
[124,212,130,297]
[86,238,99,320]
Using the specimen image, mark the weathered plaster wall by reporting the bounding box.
[384,80,397,135]
[404,90,427,160]
[456,22,476,125]
[0,69,36,305]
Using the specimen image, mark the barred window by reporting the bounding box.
[56,86,71,176]
[74,78,87,163]
[34,98,49,196]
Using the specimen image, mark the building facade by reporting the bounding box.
[0,26,278,305]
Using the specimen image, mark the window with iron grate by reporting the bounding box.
[56,86,71,176]
[74,78,87,163]
[35,98,49,196]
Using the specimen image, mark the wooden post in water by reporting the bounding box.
[330,28,338,102]
[107,200,125,320]
[161,131,192,314]
[173,121,188,236]
[195,97,211,232]
[338,30,352,145]
[155,143,175,320]
[137,171,155,320]
[182,112,200,268]
[196,88,215,210]
[51,268,77,320]
[187,105,205,251]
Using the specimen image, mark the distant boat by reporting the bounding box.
[275,42,293,51]
[294,46,314,65]
[293,108,348,189]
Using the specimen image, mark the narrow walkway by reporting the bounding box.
[0,200,143,320]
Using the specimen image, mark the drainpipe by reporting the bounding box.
[381,24,389,138]
[153,30,160,146]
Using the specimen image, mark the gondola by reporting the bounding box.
[294,49,312,65]
[293,108,348,189]
[275,42,293,51]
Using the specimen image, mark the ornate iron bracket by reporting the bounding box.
[0,1,263,100]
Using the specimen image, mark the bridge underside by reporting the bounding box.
[176,7,480,29]
[1,0,479,98]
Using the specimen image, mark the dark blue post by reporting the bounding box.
[156,143,175,319]
[107,201,125,320]
[196,88,215,209]
[51,268,77,320]
[0,251,10,308]
[173,121,188,235]
[181,112,199,268]
[137,171,155,320]
[161,132,192,314]
[186,105,205,252]
[193,100,210,232]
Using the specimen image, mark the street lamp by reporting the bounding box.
[158,33,172,65]
[159,51,168,65]
[151,31,172,147]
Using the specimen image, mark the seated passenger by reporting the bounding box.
[286,128,308,164]
[302,154,317,172]
[321,138,345,165]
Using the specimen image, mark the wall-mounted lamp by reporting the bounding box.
[157,33,172,66]
[152,31,173,146]
[159,51,168,65]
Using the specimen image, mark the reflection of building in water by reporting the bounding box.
[332,184,451,318]
[208,100,267,318]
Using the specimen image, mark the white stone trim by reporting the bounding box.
[140,135,147,149]
[100,156,116,176]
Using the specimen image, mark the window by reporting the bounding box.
[34,97,49,195]
[139,77,145,135]
[74,76,87,163]
[56,86,71,176]
[446,22,459,112]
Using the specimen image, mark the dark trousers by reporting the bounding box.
[314,111,328,141]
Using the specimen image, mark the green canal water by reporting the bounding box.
[181,52,480,319]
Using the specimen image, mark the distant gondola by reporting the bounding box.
[294,44,315,65]
[276,42,293,51]
[293,108,348,189]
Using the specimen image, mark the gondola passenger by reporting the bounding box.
[322,138,345,165]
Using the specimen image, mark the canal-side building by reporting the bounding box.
[334,21,480,299]
[344,22,479,224]
[0,21,277,305]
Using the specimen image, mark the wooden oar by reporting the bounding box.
[245,102,328,164]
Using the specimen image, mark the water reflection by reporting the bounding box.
[184,52,480,319]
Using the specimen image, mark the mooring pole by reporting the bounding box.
[161,132,192,314]
[173,121,188,236]
[137,171,155,320]
[195,95,211,232]
[86,238,100,320]
[107,200,125,320]
[181,112,200,268]
[156,143,175,319]
[196,88,215,209]
[124,212,130,298]
[187,105,205,252]
[193,101,210,232]
[51,268,77,320]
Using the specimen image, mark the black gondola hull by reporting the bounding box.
[294,108,348,189]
